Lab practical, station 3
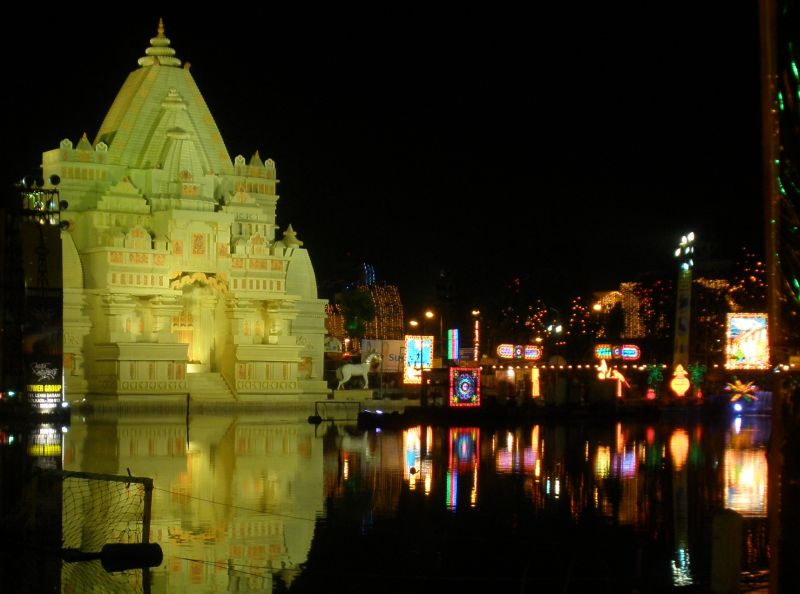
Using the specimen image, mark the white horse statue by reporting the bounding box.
[336,352,381,390]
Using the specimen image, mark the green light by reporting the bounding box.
[778,91,785,111]
[793,278,800,290]
[792,61,799,80]
[779,178,787,195]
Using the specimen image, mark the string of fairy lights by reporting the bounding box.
[777,1,800,305]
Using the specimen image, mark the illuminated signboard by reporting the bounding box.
[25,357,62,411]
[449,367,481,407]
[496,344,543,360]
[404,335,433,384]
[594,344,640,361]
[447,329,459,360]
[726,313,769,370]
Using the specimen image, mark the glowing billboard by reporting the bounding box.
[449,367,481,407]
[725,314,769,370]
[404,335,433,384]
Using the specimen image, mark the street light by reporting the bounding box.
[424,310,443,362]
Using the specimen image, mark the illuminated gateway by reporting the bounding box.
[47,22,327,402]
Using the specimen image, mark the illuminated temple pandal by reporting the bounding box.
[48,20,327,402]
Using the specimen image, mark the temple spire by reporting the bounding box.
[138,18,182,67]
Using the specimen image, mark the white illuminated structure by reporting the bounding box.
[44,21,327,402]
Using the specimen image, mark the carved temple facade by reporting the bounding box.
[46,22,327,402]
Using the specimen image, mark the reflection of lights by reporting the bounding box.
[595,446,611,478]
[554,478,560,498]
[671,548,693,586]
[724,448,767,516]
[471,465,478,507]
[446,471,458,511]
[670,429,689,470]
[534,459,541,478]
[734,416,742,434]
[343,456,350,480]
[404,427,422,487]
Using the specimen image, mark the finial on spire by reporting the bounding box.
[138,18,181,68]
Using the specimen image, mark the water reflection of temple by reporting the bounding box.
[65,413,324,591]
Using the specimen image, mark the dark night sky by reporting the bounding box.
[2,5,763,317]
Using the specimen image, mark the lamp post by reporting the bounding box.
[424,310,443,364]
[546,308,564,405]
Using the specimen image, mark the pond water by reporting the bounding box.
[0,410,771,593]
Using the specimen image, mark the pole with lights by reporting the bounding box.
[471,309,481,362]
[672,232,694,369]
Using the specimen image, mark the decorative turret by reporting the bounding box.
[138,18,181,67]
[282,225,303,248]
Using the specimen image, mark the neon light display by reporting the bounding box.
[594,344,612,359]
[620,345,641,360]
[447,329,459,360]
[524,346,542,360]
[726,313,769,370]
[595,343,640,360]
[449,367,481,407]
[403,335,433,384]
[496,344,542,360]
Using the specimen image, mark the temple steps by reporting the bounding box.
[188,372,236,400]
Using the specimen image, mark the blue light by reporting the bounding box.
[733,403,743,412]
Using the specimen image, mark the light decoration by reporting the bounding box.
[594,343,640,360]
[447,329,459,361]
[594,344,613,359]
[361,283,404,340]
[530,367,540,398]
[449,367,481,407]
[472,312,480,361]
[673,232,695,367]
[725,313,769,370]
[403,335,433,384]
[496,344,542,360]
[725,379,759,403]
[620,282,645,338]
[669,364,691,398]
[597,359,629,398]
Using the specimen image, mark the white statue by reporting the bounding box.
[324,335,342,352]
[336,352,381,390]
